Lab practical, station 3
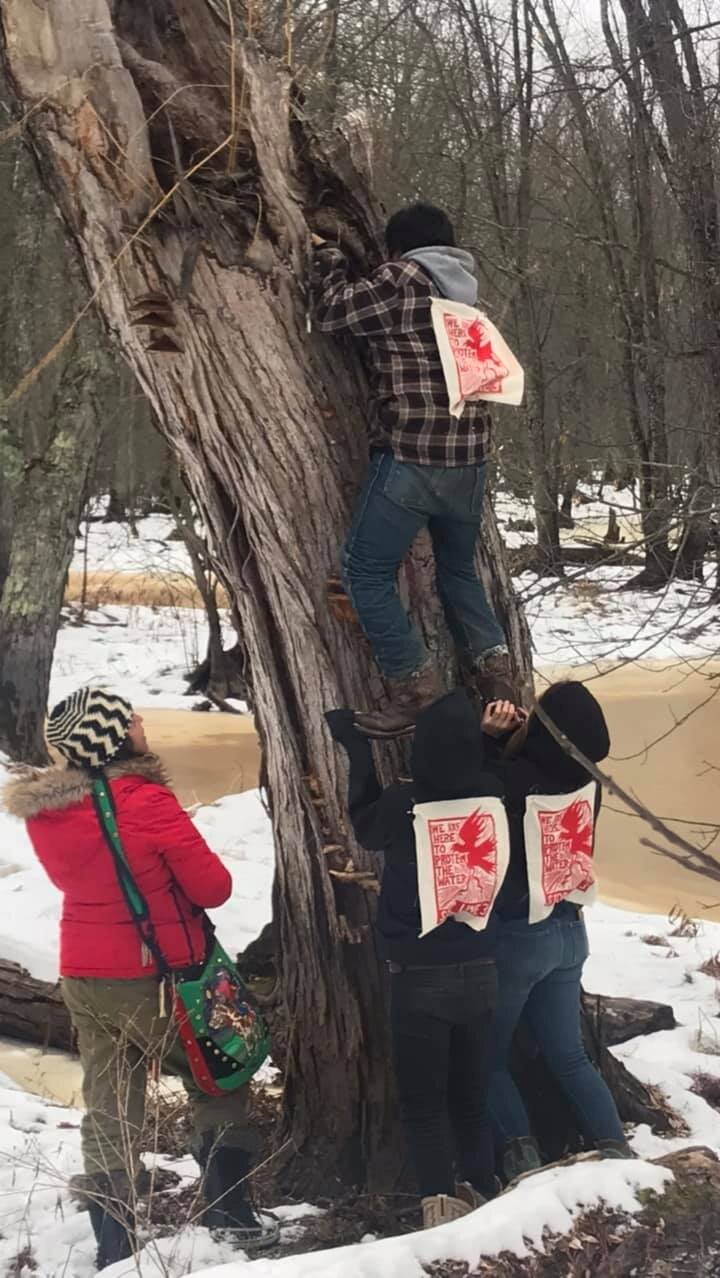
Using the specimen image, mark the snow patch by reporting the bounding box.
[174,1161,671,1278]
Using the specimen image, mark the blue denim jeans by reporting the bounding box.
[488,906,625,1148]
[342,453,507,678]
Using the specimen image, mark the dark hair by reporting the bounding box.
[385,202,456,257]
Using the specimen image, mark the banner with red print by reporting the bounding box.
[413,797,510,936]
[524,783,598,925]
[430,298,525,417]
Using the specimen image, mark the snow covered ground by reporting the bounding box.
[0,1060,672,1278]
[52,606,218,711]
[0,875,718,1276]
[495,480,642,550]
[522,563,719,669]
[73,508,193,577]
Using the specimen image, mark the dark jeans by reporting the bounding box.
[390,958,498,1198]
[343,453,507,678]
[488,907,625,1150]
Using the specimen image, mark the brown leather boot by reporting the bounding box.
[472,649,517,705]
[354,665,445,739]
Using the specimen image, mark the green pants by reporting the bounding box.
[62,977,255,1178]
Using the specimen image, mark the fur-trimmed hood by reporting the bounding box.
[1,754,171,821]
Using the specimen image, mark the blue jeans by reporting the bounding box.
[488,907,625,1149]
[342,454,507,678]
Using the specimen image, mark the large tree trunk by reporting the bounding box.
[0,64,112,763]
[0,0,652,1194]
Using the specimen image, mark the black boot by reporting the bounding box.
[502,1136,543,1185]
[86,1194,134,1270]
[597,1139,636,1159]
[200,1137,279,1251]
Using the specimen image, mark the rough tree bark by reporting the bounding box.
[0,0,662,1193]
[0,64,114,763]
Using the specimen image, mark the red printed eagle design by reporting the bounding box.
[537,796,595,906]
[443,313,510,399]
[426,807,500,924]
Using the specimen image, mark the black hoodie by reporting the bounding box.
[486,681,610,920]
[326,690,504,965]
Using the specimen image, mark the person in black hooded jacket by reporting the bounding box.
[480,681,629,1183]
[326,689,504,1228]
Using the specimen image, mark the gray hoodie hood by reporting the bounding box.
[402,246,478,306]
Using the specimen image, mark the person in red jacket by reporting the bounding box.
[2,686,274,1267]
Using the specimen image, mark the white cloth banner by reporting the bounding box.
[430,297,525,418]
[524,783,598,925]
[413,797,510,936]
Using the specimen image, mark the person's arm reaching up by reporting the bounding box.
[312,245,402,338]
[325,710,394,851]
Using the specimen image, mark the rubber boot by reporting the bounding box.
[502,1135,543,1185]
[421,1193,472,1229]
[86,1188,135,1270]
[598,1139,636,1159]
[455,1176,501,1209]
[200,1137,279,1251]
[354,664,445,739]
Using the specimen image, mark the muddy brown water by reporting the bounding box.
[568,663,720,920]
[140,709,260,807]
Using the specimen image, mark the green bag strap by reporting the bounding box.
[91,776,169,974]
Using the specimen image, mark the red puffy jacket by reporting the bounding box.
[2,756,232,979]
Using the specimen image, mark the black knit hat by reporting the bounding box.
[46,687,134,769]
[536,681,610,763]
[521,681,610,789]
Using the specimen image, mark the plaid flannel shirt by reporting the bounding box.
[312,246,492,467]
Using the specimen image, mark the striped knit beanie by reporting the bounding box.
[46,688,134,769]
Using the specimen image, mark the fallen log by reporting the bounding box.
[0,960,73,1052]
[582,990,676,1046]
[508,543,643,575]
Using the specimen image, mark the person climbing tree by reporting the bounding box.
[313,202,515,738]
